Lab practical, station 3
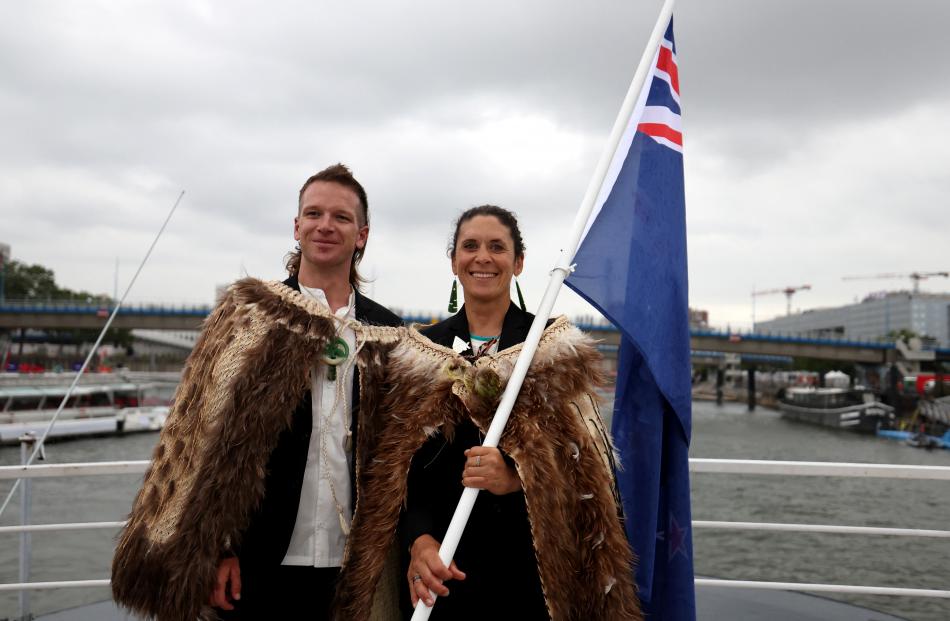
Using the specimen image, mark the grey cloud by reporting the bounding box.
[2,0,949,326]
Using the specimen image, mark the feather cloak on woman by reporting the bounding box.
[111,278,638,620]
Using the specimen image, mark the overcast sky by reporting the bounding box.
[1,0,947,329]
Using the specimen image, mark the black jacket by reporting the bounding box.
[402,302,549,620]
[238,275,402,572]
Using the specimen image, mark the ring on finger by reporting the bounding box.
[411,574,423,583]
[474,455,481,467]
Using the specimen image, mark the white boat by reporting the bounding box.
[778,387,895,433]
[0,378,172,444]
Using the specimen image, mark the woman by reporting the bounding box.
[403,205,546,619]
[330,206,639,620]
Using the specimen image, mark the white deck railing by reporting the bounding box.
[0,458,948,600]
[690,457,950,479]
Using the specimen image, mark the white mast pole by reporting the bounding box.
[411,1,677,618]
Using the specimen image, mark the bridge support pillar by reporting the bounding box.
[747,367,757,411]
[715,368,724,406]
[887,364,900,405]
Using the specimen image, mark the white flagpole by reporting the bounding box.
[411,0,677,618]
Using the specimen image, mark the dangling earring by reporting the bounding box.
[515,278,527,312]
[448,279,458,313]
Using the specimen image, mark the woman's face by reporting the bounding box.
[452,215,524,307]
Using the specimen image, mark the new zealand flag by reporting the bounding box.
[566,18,695,621]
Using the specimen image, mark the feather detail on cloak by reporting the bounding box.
[334,318,641,621]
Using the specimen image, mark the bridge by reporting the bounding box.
[2,303,949,364]
[569,326,950,365]
[0,301,210,330]
[402,316,950,365]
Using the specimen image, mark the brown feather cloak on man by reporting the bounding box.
[111,278,640,621]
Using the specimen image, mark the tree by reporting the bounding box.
[3,260,59,300]
[885,328,920,342]
[2,259,107,302]
[1,259,130,349]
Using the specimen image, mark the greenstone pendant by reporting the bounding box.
[321,336,349,381]
[448,279,458,313]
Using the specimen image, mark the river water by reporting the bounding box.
[689,400,950,621]
[0,400,947,620]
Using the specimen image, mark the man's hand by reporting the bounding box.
[462,447,521,495]
[408,534,466,607]
[209,556,242,610]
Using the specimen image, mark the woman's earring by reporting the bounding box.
[515,278,527,312]
[448,279,459,313]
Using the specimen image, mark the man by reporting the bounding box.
[111,164,402,621]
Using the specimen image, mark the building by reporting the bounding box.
[754,291,950,347]
[689,308,709,330]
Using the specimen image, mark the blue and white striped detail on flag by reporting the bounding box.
[566,18,696,621]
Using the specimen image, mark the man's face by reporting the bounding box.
[294,181,368,274]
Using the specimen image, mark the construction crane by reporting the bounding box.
[752,284,812,317]
[842,271,949,294]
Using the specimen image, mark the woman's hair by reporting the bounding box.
[285,163,369,289]
[448,205,525,259]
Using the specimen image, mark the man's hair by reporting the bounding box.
[285,163,369,289]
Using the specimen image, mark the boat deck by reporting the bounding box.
[34,584,909,620]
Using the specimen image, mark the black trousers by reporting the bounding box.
[218,565,340,620]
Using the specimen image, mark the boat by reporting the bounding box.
[777,387,895,433]
[919,395,950,427]
[0,376,173,444]
[877,428,950,450]
[876,396,950,450]
[906,431,945,450]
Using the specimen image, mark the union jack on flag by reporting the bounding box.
[638,25,682,152]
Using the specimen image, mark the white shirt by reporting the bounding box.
[282,286,356,567]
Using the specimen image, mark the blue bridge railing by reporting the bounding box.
[3,303,949,356]
[0,301,212,317]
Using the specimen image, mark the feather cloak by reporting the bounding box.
[334,318,641,621]
[112,277,639,621]
[111,278,400,621]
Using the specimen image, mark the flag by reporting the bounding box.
[565,18,695,621]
